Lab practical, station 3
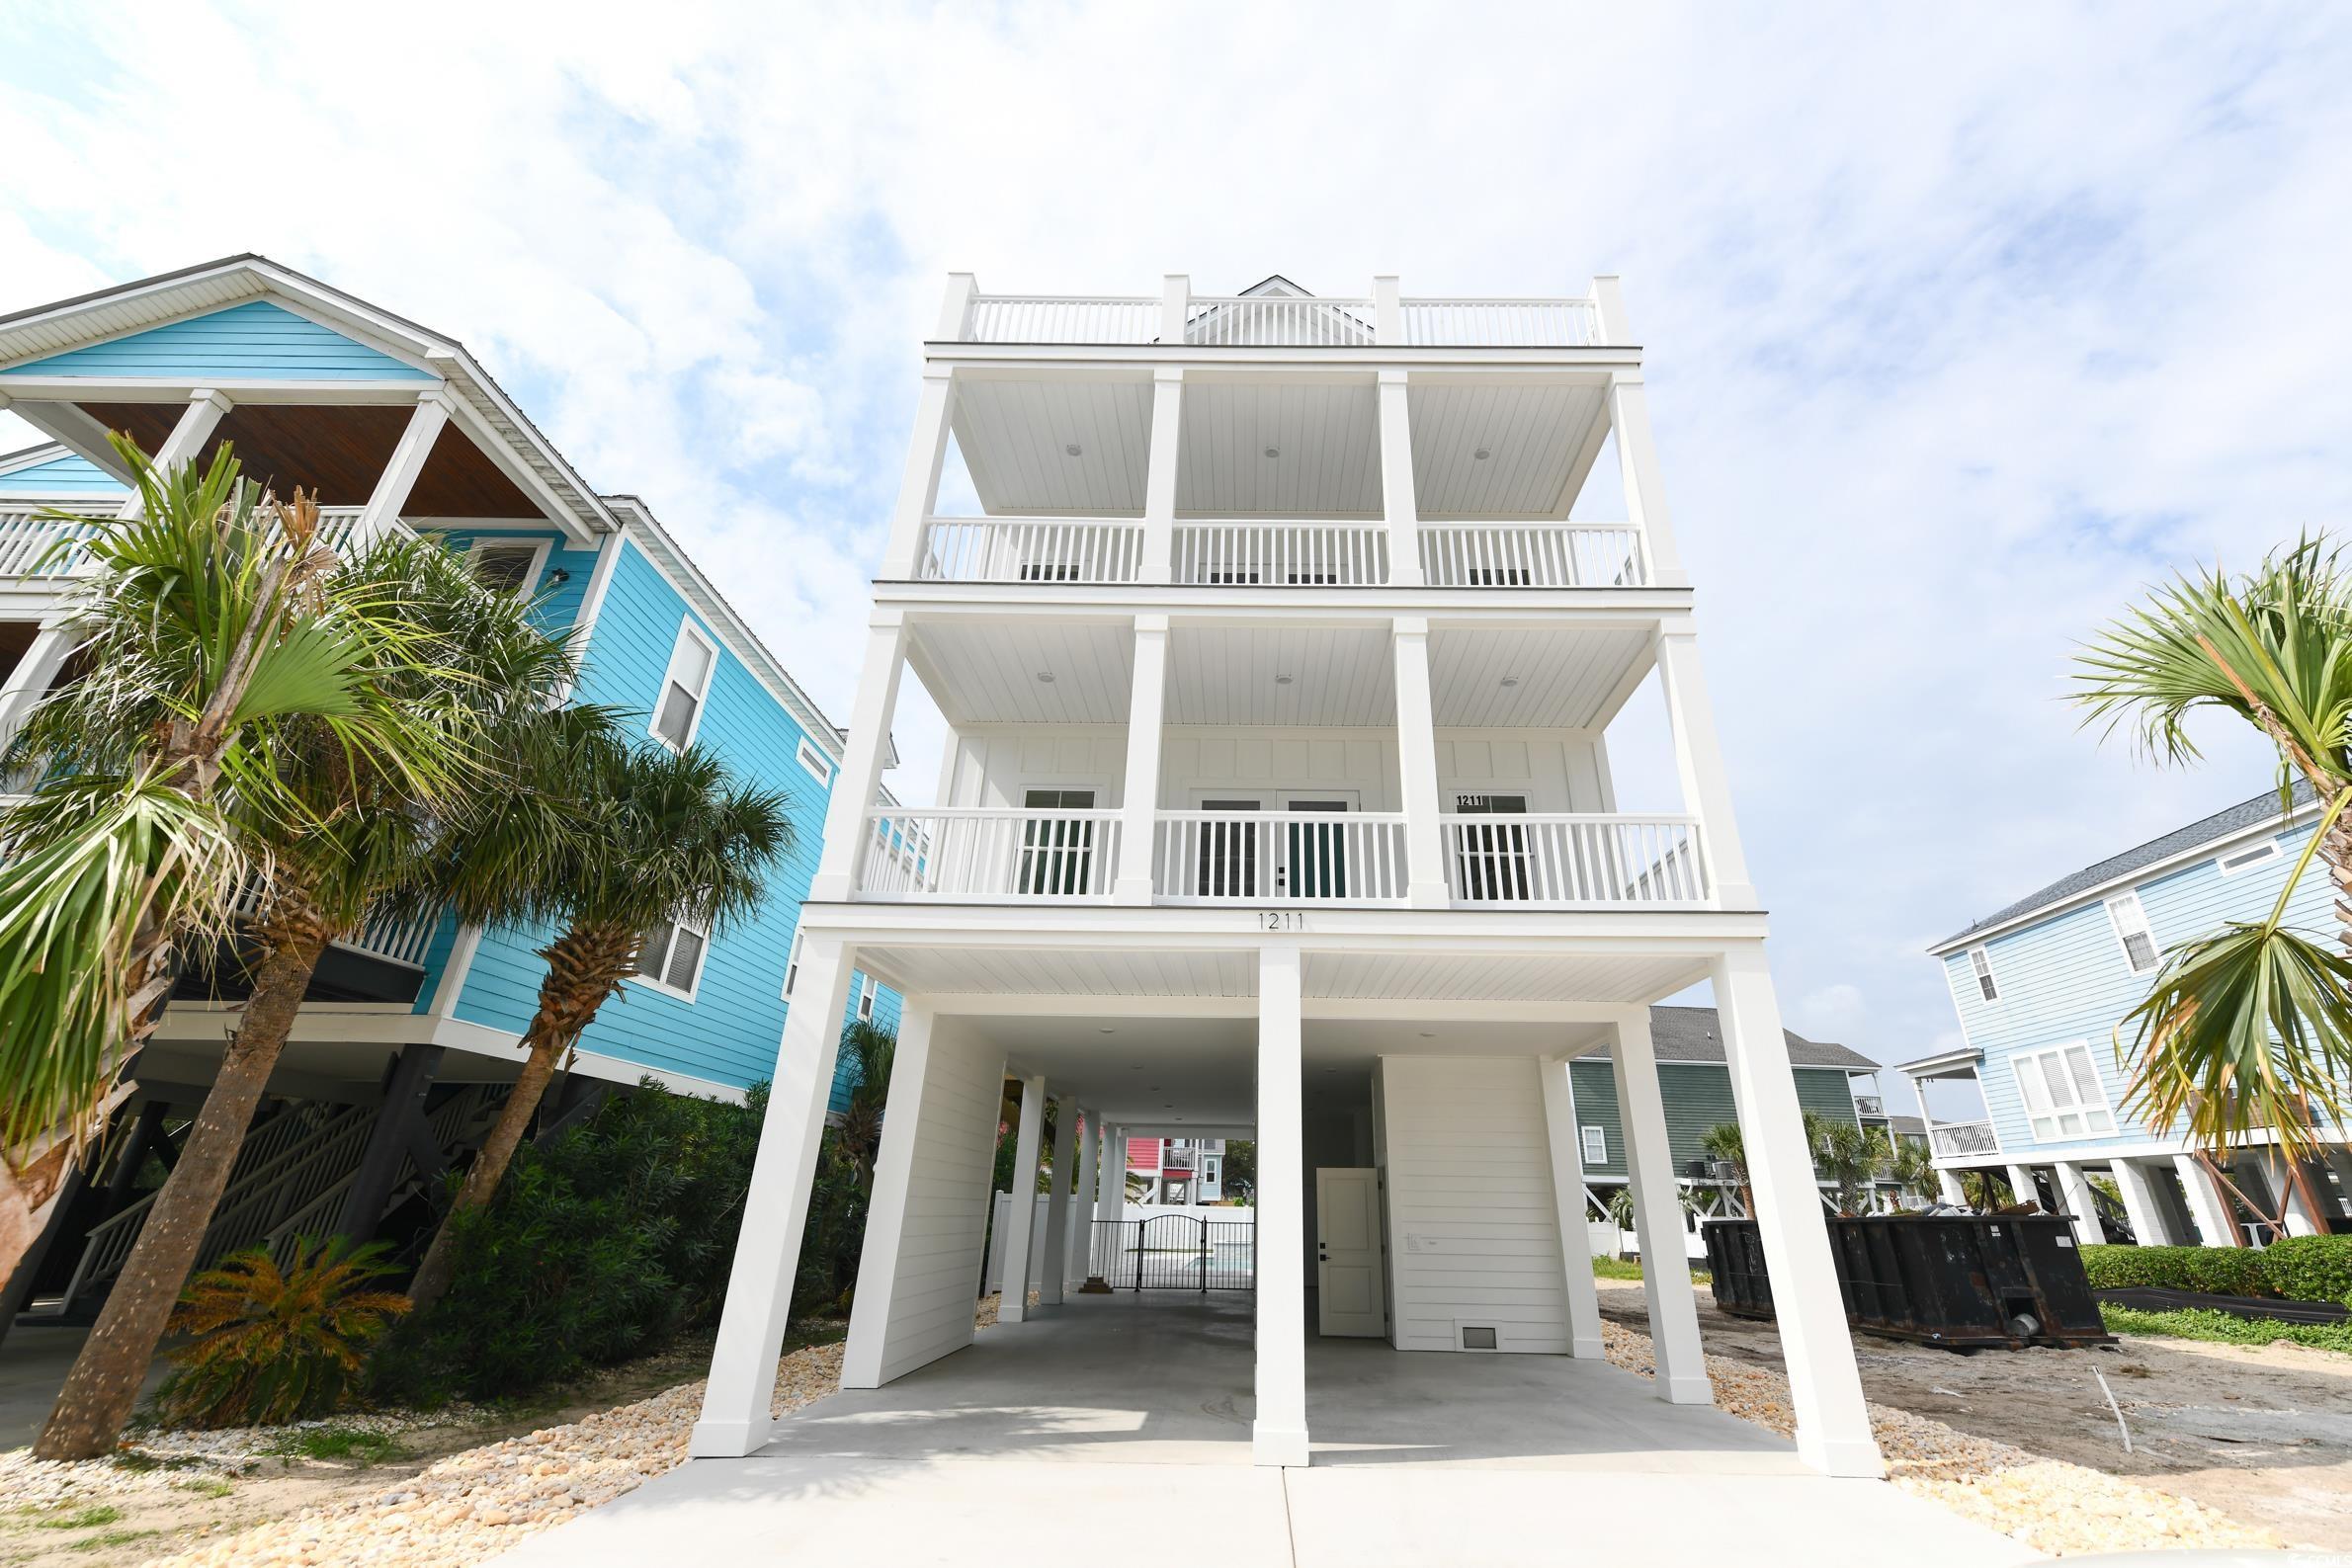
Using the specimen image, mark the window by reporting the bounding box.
[783,930,803,999]
[2105,891,2159,973]
[1580,1125,1607,1166]
[1968,946,1999,1002]
[1454,792,1532,901]
[650,619,717,751]
[632,915,709,1000]
[796,737,833,784]
[466,538,549,596]
[2009,1042,2118,1141]
[857,974,877,1022]
[1019,787,1099,895]
[2217,839,2282,875]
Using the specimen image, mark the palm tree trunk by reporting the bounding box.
[33,900,330,1461]
[405,923,637,1315]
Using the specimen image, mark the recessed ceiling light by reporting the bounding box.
[1418,1032,1435,1038]
[1065,443,1083,456]
[1473,448,1491,460]
[1262,446,1280,458]
[1499,676,1520,688]
[1130,1064,1142,1070]
[1036,671,1056,683]
[1099,1028,1115,1034]
[1274,674,1293,685]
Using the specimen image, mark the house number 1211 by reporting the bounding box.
[1259,911,1305,931]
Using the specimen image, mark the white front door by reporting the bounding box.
[1316,1167,1386,1337]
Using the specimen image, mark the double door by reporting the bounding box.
[1194,793,1353,900]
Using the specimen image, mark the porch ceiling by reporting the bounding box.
[1428,625,1651,729]
[80,399,546,517]
[967,1014,1257,1126]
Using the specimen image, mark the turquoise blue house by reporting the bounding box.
[1908,784,2352,1248]
[0,257,896,1307]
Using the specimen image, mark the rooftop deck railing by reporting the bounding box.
[946,285,1612,348]
[1398,297,1601,347]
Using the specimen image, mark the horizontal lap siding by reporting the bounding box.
[5,301,435,380]
[452,536,882,1093]
[878,1026,1005,1382]
[0,453,122,495]
[1380,1056,1569,1353]
[1945,823,2335,1154]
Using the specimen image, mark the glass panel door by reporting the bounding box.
[1198,798,1260,898]
[1283,798,1349,899]
[1020,788,1097,895]
[1453,792,1530,900]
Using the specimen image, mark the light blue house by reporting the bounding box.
[1908,783,2352,1248]
[0,257,895,1309]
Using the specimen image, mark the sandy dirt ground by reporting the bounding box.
[1597,1275,2352,1548]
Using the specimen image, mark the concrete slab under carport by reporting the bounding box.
[491,1293,2031,1568]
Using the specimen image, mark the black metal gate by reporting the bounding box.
[1089,1214,1255,1290]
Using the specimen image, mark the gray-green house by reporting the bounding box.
[1568,1006,1879,1243]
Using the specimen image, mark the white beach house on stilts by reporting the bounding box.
[689,273,1882,1478]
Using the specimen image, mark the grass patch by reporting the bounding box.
[261,1425,405,1465]
[1592,1256,1644,1279]
[172,1477,235,1499]
[110,1449,207,1474]
[33,1506,122,1531]
[73,1528,159,1552]
[2102,1304,2352,1356]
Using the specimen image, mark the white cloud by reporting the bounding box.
[4,2,2348,1080]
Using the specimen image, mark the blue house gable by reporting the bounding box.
[0,449,122,496]
[0,299,436,381]
[1936,795,2327,1157]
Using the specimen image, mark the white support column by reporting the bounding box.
[352,392,452,546]
[1392,617,1449,909]
[2258,1147,2323,1236]
[2173,1154,2238,1245]
[2006,1164,2042,1210]
[1372,275,1402,345]
[2327,1148,2352,1217]
[1138,367,1183,584]
[1603,359,1690,589]
[1712,948,1882,1478]
[1539,1056,1606,1360]
[1096,1124,1123,1222]
[1935,1169,1970,1208]
[120,389,233,517]
[1070,1108,1099,1290]
[1253,947,1308,1467]
[0,623,77,750]
[1041,1095,1079,1305]
[1376,369,1422,586]
[1160,274,1191,344]
[999,1075,1048,1322]
[880,371,956,580]
[1609,1010,1711,1406]
[840,1000,936,1387]
[2109,1158,2173,1246]
[1115,615,1168,903]
[936,272,978,342]
[1654,628,1758,909]
[692,936,857,1456]
[809,614,907,902]
[2053,1162,2108,1245]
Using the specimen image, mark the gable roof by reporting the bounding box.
[1933,780,2315,951]
[1576,1005,1876,1071]
[0,444,121,497]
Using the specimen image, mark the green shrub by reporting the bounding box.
[154,1238,408,1430]
[371,1078,762,1405]
[2078,1243,2273,1297]
[2256,1234,2352,1305]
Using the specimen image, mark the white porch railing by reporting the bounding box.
[1399,297,1602,347]
[916,517,1146,584]
[1183,296,1377,346]
[1929,1120,2000,1159]
[1171,523,1389,586]
[1418,524,1650,588]
[0,507,101,578]
[1153,811,1410,904]
[1441,814,1711,907]
[859,807,1123,901]
[963,295,1158,344]
[229,878,441,968]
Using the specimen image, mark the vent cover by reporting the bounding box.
[1460,1325,1498,1351]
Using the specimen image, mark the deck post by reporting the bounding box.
[352,391,452,546]
[1539,1055,1607,1359]
[1711,948,1883,1479]
[335,1044,444,1243]
[881,370,956,580]
[808,613,906,902]
[117,389,231,520]
[1653,627,1757,910]
[1114,615,1168,903]
[1376,369,1422,586]
[1070,1108,1099,1291]
[1253,947,1309,1466]
[999,1075,1049,1322]
[1392,617,1448,909]
[841,1002,938,1388]
[1935,1169,1970,1207]
[1041,1094,1079,1305]
[1608,1010,1712,1405]
[1139,366,1182,584]
[2108,1158,2173,1245]
[689,936,856,1457]
[2053,1162,2109,1244]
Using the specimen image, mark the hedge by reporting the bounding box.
[2101,1304,2352,1356]
[2080,1236,2352,1305]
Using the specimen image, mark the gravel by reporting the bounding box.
[1599,1317,2286,1557]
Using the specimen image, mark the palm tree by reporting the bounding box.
[2073,537,2352,1224]
[1,441,462,1305]
[1804,1112,1888,1217]
[1889,1136,1937,1207]
[1697,1121,1752,1215]
[833,1022,897,1188]
[31,537,576,1460]
[403,733,795,1313]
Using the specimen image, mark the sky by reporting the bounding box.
[4,3,2348,1107]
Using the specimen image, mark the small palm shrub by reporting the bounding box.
[154,1237,408,1430]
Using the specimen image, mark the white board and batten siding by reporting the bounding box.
[859,1021,1006,1386]
[1377,1056,1572,1354]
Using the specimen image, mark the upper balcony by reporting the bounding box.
[948,282,1608,352]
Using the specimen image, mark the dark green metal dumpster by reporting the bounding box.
[1701,1214,2114,1350]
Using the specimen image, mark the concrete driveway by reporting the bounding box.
[493,1294,2031,1568]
